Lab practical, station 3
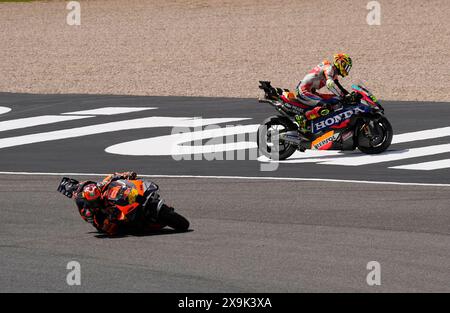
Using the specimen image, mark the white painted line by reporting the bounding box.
[258,150,344,163]
[393,126,450,144]
[0,171,448,187]
[257,127,450,166]
[319,144,450,166]
[62,107,158,115]
[390,159,450,171]
[0,115,93,132]
[106,124,259,156]
[0,107,11,115]
[0,117,249,149]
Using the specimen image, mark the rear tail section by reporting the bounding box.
[57,177,80,198]
[258,81,286,100]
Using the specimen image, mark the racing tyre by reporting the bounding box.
[357,117,393,154]
[158,204,190,231]
[257,117,297,160]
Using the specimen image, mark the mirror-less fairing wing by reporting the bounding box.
[57,177,80,198]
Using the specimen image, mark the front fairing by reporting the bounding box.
[351,82,383,113]
[103,180,144,219]
[310,105,372,134]
[106,180,138,205]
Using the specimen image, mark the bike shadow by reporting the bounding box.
[92,228,193,239]
[258,148,400,163]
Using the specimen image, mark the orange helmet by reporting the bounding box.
[333,53,352,77]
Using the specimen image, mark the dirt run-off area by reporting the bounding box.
[1,0,449,101]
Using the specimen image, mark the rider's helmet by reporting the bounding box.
[81,183,102,207]
[333,53,352,77]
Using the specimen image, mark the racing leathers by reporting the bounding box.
[295,60,348,131]
[74,171,137,235]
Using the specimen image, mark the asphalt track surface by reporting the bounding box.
[0,93,449,292]
[1,92,450,183]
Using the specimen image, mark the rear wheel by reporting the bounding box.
[357,117,393,154]
[257,118,297,160]
[158,204,190,231]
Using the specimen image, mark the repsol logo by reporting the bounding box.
[312,107,365,133]
[313,133,339,150]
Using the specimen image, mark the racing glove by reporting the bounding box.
[343,92,359,105]
[115,171,137,180]
[100,171,137,188]
[125,171,137,179]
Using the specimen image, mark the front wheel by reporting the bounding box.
[357,117,393,154]
[158,204,190,231]
[257,117,297,160]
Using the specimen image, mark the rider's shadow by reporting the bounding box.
[92,228,193,239]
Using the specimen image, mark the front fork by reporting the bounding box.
[360,116,383,146]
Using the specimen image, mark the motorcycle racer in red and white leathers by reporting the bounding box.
[295,53,354,131]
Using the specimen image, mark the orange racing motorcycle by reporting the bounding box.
[257,81,393,160]
[57,177,190,234]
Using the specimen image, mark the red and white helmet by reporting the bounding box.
[82,183,101,204]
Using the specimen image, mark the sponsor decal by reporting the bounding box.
[312,107,366,133]
[282,102,305,114]
[127,188,139,204]
[311,131,339,150]
[341,130,353,142]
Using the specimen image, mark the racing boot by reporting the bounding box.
[295,114,309,133]
[294,115,311,152]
